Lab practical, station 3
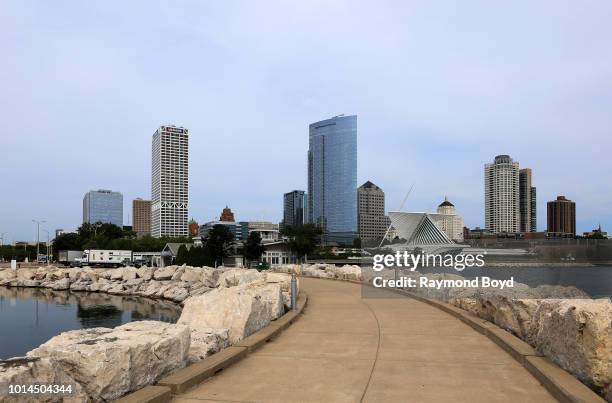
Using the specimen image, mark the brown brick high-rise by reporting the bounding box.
[547,196,576,236]
[133,198,151,238]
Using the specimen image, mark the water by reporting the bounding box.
[415,265,612,298]
[0,287,182,359]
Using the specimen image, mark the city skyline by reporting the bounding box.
[2,1,611,241]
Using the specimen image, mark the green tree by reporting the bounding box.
[243,232,265,267]
[281,224,322,262]
[52,233,81,260]
[187,245,213,267]
[205,225,235,266]
[176,244,189,265]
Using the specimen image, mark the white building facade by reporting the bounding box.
[485,155,520,233]
[152,125,189,238]
[435,197,465,242]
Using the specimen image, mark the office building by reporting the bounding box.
[151,125,189,238]
[308,115,357,243]
[357,181,390,245]
[283,190,307,227]
[199,220,242,241]
[83,189,123,227]
[519,169,537,232]
[435,196,465,242]
[484,155,520,233]
[239,221,280,243]
[132,198,151,238]
[547,196,576,236]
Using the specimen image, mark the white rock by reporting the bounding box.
[187,328,230,363]
[179,283,281,343]
[0,357,86,403]
[217,269,264,288]
[27,321,190,401]
[153,266,177,281]
[529,299,612,395]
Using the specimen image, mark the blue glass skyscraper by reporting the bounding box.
[308,115,357,243]
[83,189,123,227]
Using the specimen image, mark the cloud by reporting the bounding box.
[1,0,611,241]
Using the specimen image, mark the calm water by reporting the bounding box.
[0,287,182,359]
[416,266,612,298]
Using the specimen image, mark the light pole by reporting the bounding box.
[32,219,46,264]
[42,229,50,266]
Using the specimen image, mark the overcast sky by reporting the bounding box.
[1,0,611,242]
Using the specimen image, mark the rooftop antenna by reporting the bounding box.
[378,183,414,248]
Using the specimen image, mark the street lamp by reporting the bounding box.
[42,229,50,266]
[32,219,46,264]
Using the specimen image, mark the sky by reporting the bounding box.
[1,0,611,243]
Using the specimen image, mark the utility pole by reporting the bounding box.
[32,219,46,263]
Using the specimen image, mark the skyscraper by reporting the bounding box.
[151,125,189,238]
[308,115,357,243]
[484,155,520,233]
[519,168,537,232]
[357,181,390,245]
[283,190,307,227]
[132,198,151,238]
[547,196,576,236]
[83,189,123,227]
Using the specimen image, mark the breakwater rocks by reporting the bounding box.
[273,263,612,401]
[0,266,295,402]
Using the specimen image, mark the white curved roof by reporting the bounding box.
[388,212,452,245]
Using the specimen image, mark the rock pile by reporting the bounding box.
[0,266,295,402]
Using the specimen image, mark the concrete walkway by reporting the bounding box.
[173,278,556,403]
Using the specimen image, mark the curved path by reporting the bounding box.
[173,278,556,403]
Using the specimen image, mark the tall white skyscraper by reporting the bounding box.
[484,155,520,233]
[151,125,189,238]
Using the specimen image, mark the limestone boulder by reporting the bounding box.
[121,267,138,281]
[110,269,124,281]
[153,266,177,281]
[16,268,37,281]
[529,299,612,396]
[217,269,265,288]
[162,285,190,303]
[0,357,86,403]
[179,283,281,343]
[48,278,70,291]
[136,267,155,281]
[171,267,185,281]
[0,269,16,281]
[187,328,230,363]
[265,272,294,292]
[27,321,190,401]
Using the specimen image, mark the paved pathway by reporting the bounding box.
[173,278,556,403]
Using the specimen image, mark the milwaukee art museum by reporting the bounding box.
[386,212,467,254]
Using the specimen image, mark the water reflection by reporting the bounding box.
[0,287,181,359]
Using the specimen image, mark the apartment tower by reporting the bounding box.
[484,155,520,233]
[547,196,576,236]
